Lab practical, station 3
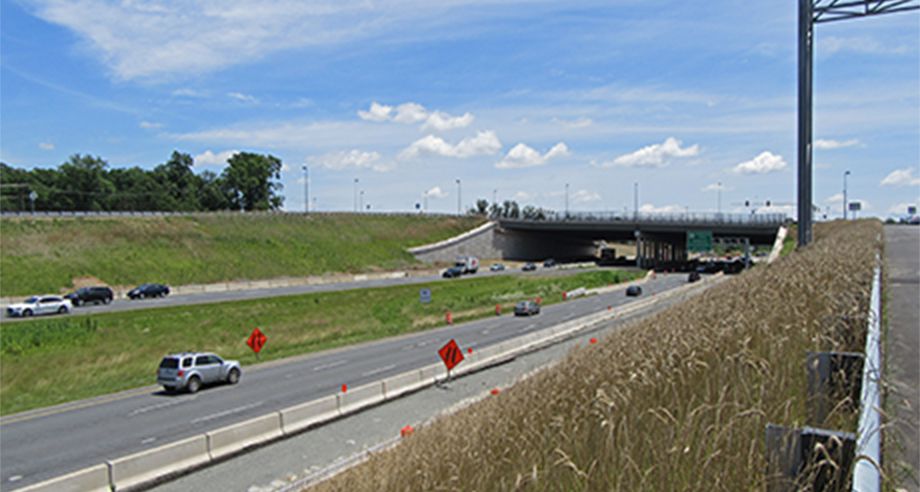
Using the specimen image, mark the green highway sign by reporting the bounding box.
[687,231,713,253]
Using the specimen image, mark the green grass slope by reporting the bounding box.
[0,213,484,296]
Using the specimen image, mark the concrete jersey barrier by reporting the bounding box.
[12,464,110,492]
[107,435,210,491]
[206,413,283,460]
[337,382,385,415]
[279,395,341,435]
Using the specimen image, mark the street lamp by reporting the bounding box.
[633,182,639,219]
[717,181,722,214]
[455,179,461,215]
[301,165,309,213]
[843,170,851,220]
[353,178,359,213]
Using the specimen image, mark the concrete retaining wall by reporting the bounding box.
[107,435,210,491]
[206,413,283,460]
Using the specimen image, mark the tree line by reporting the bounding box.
[0,151,284,212]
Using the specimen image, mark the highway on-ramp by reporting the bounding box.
[0,273,687,490]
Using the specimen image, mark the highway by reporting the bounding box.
[1,265,617,322]
[0,273,688,490]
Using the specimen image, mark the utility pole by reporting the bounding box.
[717,181,722,214]
[360,190,365,213]
[843,170,851,220]
[633,182,639,220]
[455,179,461,215]
[353,178,359,213]
[565,183,569,217]
[302,165,309,213]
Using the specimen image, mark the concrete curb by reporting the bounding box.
[14,274,724,492]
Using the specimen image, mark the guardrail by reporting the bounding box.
[0,210,461,219]
[14,274,723,492]
[499,210,787,226]
[852,265,882,491]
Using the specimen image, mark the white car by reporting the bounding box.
[6,296,72,317]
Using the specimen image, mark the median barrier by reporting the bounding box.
[13,463,111,492]
[107,434,210,491]
[382,369,425,399]
[353,274,369,282]
[203,284,228,293]
[279,395,341,435]
[418,363,444,385]
[206,413,283,460]
[336,382,385,415]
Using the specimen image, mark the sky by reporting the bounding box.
[1,0,918,218]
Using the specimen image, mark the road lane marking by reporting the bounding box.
[141,437,157,445]
[8,475,22,483]
[481,329,490,335]
[312,360,348,372]
[361,364,396,378]
[128,396,197,417]
[190,401,264,425]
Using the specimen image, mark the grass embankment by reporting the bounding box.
[313,220,881,491]
[0,269,640,415]
[0,213,483,297]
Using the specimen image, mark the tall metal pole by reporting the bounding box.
[797,0,815,247]
[353,178,359,213]
[565,183,569,216]
[492,189,497,207]
[717,181,722,214]
[843,170,851,219]
[302,165,309,213]
[360,190,364,212]
[633,182,639,220]
[455,179,461,215]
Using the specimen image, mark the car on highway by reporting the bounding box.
[543,258,557,268]
[6,295,72,317]
[514,300,541,316]
[128,283,170,300]
[489,263,505,272]
[157,352,241,393]
[442,266,465,278]
[65,286,114,306]
[522,262,537,271]
[687,271,701,283]
[625,285,643,297]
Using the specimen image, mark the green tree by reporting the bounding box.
[221,152,284,211]
[154,151,200,211]
[198,171,231,210]
[57,154,115,211]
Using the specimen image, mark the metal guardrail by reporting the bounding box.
[498,211,787,226]
[0,210,459,219]
[852,265,882,491]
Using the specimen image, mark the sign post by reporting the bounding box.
[419,288,431,304]
[247,327,267,360]
[438,339,464,381]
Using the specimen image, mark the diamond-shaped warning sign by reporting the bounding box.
[438,339,464,372]
[247,327,267,354]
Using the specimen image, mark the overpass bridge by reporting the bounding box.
[410,211,787,269]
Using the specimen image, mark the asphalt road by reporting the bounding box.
[2,265,614,322]
[883,225,919,491]
[0,273,687,490]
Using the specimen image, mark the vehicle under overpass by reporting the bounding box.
[409,211,787,270]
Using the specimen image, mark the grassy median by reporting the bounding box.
[312,220,880,491]
[0,269,640,415]
[0,213,483,296]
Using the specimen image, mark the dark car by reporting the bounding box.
[65,286,114,306]
[522,262,537,271]
[128,283,170,300]
[514,300,541,316]
[442,266,464,278]
[543,258,557,268]
[687,271,701,283]
[626,285,642,297]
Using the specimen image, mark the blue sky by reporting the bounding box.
[1,0,917,217]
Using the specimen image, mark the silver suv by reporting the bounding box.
[157,352,241,393]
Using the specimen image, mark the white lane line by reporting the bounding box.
[361,364,396,378]
[128,396,197,417]
[141,437,157,445]
[312,360,348,372]
[415,341,428,347]
[481,329,490,335]
[8,475,22,483]
[190,401,264,425]
[517,323,537,333]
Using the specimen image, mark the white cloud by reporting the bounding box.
[139,121,163,129]
[421,111,474,131]
[889,202,918,214]
[228,92,258,103]
[307,149,391,172]
[732,151,787,175]
[701,182,730,192]
[513,191,534,202]
[605,137,700,168]
[814,138,860,150]
[639,203,685,214]
[495,142,569,169]
[571,189,601,204]
[880,167,920,187]
[400,131,502,160]
[553,117,593,129]
[171,88,206,97]
[357,102,393,122]
[194,149,238,166]
[392,102,428,124]
[425,186,448,199]
[281,163,291,172]
[38,142,54,150]
[825,193,844,204]
[821,36,913,57]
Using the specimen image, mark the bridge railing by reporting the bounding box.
[500,211,787,226]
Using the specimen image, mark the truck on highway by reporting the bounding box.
[455,256,479,274]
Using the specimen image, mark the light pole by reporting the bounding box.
[565,183,569,217]
[492,189,497,207]
[633,182,639,220]
[717,181,722,214]
[301,165,309,213]
[353,178,359,213]
[423,191,428,213]
[455,179,461,215]
[843,170,851,220]
[360,190,365,213]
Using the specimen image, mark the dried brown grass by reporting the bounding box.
[310,220,881,492]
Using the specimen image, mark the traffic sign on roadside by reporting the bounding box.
[247,327,267,354]
[419,288,432,304]
[438,339,464,372]
[687,231,713,252]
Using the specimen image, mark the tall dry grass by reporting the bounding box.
[310,220,881,491]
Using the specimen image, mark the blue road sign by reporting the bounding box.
[420,288,432,304]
